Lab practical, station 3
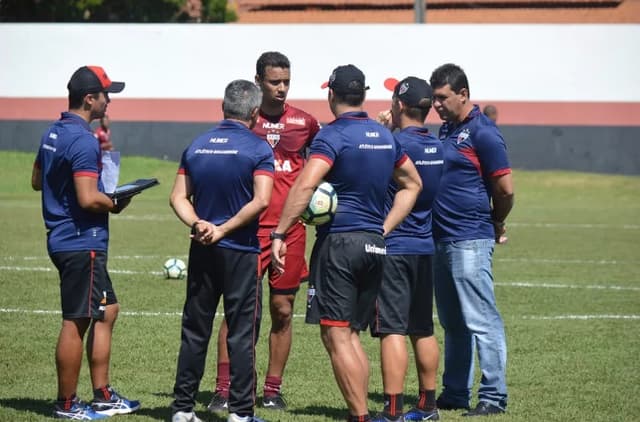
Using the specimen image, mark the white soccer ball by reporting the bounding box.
[163,258,187,279]
[300,182,338,226]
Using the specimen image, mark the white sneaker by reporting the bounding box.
[227,413,265,422]
[172,411,203,422]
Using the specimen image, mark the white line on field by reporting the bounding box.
[508,222,640,230]
[1,265,639,291]
[1,308,638,322]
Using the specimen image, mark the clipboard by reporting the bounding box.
[110,178,159,200]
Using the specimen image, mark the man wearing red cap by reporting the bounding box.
[32,66,140,420]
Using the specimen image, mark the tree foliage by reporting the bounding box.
[0,0,236,23]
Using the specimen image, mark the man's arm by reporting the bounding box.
[74,175,128,213]
[272,157,331,272]
[382,159,423,236]
[210,174,273,244]
[31,165,42,191]
[490,173,514,241]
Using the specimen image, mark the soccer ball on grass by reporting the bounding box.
[163,258,187,279]
[300,182,338,225]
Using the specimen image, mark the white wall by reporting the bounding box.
[1,23,639,102]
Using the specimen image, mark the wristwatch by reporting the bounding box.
[270,231,287,241]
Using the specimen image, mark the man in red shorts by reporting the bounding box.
[209,51,320,412]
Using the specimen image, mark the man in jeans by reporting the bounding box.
[429,63,514,417]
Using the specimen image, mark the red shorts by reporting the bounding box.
[258,223,308,294]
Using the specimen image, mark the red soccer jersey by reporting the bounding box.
[253,104,320,229]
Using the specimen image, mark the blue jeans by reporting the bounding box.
[434,239,508,409]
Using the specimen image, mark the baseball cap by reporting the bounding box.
[321,64,369,94]
[67,66,125,95]
[385,76,432,109]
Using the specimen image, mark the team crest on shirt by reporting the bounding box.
[457,128,471,144]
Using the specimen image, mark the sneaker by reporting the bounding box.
[227,413,265,422]
[53,397,109,420]
[371,413,405,421]
[436,396,470,411]
[207,391,229,412]
[461,401,505,417]
[262,393,286,410]
[91,387,140,416]
[172,411,204,422]
[404,407,440,421]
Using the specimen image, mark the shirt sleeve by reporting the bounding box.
[309,128,338,166]
[474,127,511,177]
[177,149,189,175]
[255,143,275,176]
[69,134,100,178]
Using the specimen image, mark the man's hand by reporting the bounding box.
[376,109,392,128]
[271,238,287,274]
[111,197,131,214]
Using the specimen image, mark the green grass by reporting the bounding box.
[1,151,639,421]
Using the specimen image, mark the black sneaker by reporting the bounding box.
[262,393,287,410]
[371,413,405,422]
[207,391,229,413]
[436,396,470,411]
[462,401,505,417]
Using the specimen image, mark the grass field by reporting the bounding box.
[0,150,638,422]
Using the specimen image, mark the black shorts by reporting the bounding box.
[50,250,117,320]
[305,231,385,331]
[370,254,435,337]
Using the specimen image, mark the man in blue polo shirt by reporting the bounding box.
[429,63,514,417]
[271,65,422,422]
[32,65,139,420]
[169,79,274,422]
[371,77,444,422]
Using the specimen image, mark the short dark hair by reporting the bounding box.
[430,63,470,96]
[397,97,431,122]
[332,89,366,107]
[256,51,290,79]
[68,92,100,110]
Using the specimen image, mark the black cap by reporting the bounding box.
[385,76,432,109]
[67,66,125,95]
[321,64,369,94]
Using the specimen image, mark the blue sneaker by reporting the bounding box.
[53,397,109,420]
[404,407,440,421]
[91,386,140,416]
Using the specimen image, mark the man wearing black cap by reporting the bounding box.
[271,65,423,422]
[371,77,444,422]
[32,66,139,420]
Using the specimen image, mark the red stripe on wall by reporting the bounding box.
[1,97,639,126]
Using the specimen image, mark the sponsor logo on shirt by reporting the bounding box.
[359,144,392,150]
[286,117,306,126]
[209,137,228,143]
[275,159,292,172]
[194,148,238,155]
[365,243,387,255]
[43,144,56,152]
[365,131,380,138]
[415,159,444,166]
[424,147,438,154]
[457,128,470,144]
[262,122,285,130]
[49,133,58,140]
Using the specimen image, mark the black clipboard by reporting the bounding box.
[110,178,159,200]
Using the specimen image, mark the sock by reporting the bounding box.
[263,375,282,397]
[56,394,76,410]
[215,361,230,397]
[383,393,404,417]
[348,414,371,422]
[93,385,112,401]
[417,389,437,410]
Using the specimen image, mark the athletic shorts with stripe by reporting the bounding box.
[50,250,117,320]
[305,231,385,331]
[258,222,307,295]
[370,254,435,337]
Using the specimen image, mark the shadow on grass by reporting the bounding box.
[0,397,52,418]
[289,404,345,420]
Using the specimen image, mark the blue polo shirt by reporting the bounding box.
[178,120,274,253]
[433,105,511,242]
[309,111,407,237]
[385,126,443,255]
[34,112,109,254]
